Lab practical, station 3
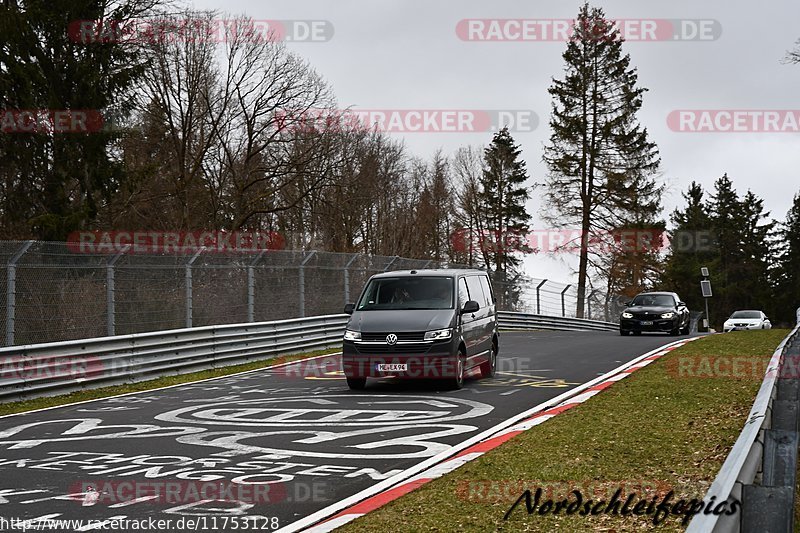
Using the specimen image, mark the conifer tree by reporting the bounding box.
[479,127,531,274]
[660,182,714,312]
[774,192,800,322]
[542,3,661,317]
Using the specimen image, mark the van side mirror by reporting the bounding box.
[678,301,686,307]
[343,303,355,315]
[461,300,480,314]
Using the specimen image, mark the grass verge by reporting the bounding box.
[340,330,789,532]
[0,348,339,417]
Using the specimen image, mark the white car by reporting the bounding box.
[723,310,772,332]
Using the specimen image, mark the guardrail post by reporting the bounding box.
[298,251,316,318]
[343,254,358,305]
[247,251,266,323]
[560,285,571,318]
[6,240,33,346]
[185,248,204,328]
[742,428,798,531]
[106,246,129,336]
[536,279,547,315]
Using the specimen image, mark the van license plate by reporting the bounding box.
[377,364,407,372]
[640,321,653,325]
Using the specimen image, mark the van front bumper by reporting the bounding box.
[342,340,459,379]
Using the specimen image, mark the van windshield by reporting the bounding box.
[356,277,454,310]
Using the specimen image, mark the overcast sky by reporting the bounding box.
[190,0,800,282]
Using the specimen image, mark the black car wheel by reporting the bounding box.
[620,330,630,336]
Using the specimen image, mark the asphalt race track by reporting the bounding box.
[0,331,697,532]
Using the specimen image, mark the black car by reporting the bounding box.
[341,269,499,390]
[619,291,690,336]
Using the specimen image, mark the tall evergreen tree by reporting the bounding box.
[707,174,745,321]
[660,182,714,313]
[478,127,531,311]
[542,3,662,318]
[0,0,157,239]
[738,190,775,312]
[774,192,800,323]
[479,127,531,273]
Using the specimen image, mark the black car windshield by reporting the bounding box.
[730,311,761,319]
[630,294,675,307]
[357,277,454,310]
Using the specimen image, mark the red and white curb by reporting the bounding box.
[285,337,697,532]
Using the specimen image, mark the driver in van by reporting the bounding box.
[391,286,412,303]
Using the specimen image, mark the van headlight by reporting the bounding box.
[343,330,361,341]
[424,328,452,341]
[661,312,675,319]
[622,312,633,319]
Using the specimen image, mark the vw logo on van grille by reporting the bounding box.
[385,333,398,345]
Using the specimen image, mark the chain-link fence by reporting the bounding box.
[490,275,623,322]
[1,241,613,346]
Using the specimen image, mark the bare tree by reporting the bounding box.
[121,10,221,230]
[786,38,800,64]
[121,11,342,234]
[451,146,485,267]
[203,16,340,231]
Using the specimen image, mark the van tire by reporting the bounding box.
[346,377,367,390]
[480,343,497,379]
[444,352,465,390]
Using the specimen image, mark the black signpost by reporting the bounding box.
[701,267,712,332]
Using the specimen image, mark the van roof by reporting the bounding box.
[370,268,488,279]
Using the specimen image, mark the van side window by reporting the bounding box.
[465,276,484,308]
[479,275,494,306]
[458,278,470,308]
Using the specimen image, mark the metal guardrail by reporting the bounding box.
[0,311,620,402]
[498,311,619,332]
[686,325,800,533]
[0,314,349,402]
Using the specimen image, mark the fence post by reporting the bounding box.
[299,251,316,318]
[185,248,204,328]
[587,289,599,321]
[5,240,33,346]
[106,246,129,336]
[383,255,399,272]
[247,251,266,323]
[343,254,358,305]
[561,284,572,318]
[536,279,547,315]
